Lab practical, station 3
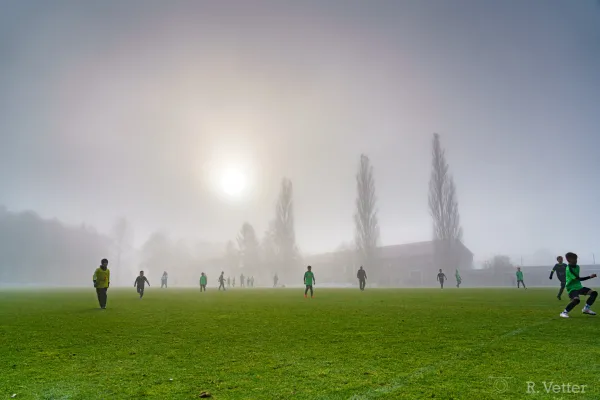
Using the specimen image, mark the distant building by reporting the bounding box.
[305,239,474,287]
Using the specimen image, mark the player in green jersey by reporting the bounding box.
[455,269,462,288]
[304,266,315,298]
[200,272,207,292]
[560,252,597,318]
[516,267,526,289]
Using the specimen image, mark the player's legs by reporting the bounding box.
[440,279,444,289]
[579,288,597,315]
[309,285,314,297]
[96,288,103,308]
[304,285,309,296]
[140,287,144,298]
[99,288,107,308]
[558,280,565,299]
[562,289,582,317]
[522,280,526,289]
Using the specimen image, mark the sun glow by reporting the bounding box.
[219,167,247,197]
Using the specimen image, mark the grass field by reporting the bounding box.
[1,287,599,400]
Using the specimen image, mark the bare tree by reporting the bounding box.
[428,133,463,270]
[273,178,299,277]
[354,154,380,276]
[237,222,260,276]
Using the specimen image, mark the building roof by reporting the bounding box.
[378,239,473,259]
[305,240,473,262]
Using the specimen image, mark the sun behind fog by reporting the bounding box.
[219,167,247,197]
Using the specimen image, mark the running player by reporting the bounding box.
[436,269,446,289]
[560,252,597,318]
[550,256,567,300]
[218,272,226,291]
[134,271,150,299]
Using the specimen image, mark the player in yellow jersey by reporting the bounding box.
[93,259,110,309]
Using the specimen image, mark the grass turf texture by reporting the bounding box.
[1,288,599,400]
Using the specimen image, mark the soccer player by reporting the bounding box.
[516,267,526,289]
[232,277,236,288]
[93,259,110,309]
[161,271,168,288]
[550,256,567,300]
[250,276,255,287]
[455,269,462,288]
[134,271,150,299]
[218,271,226,291]
[240,273,245,288]
[304,265,315,298]
[200,272,207,292]
[227,276,231,288]
[357,266,367,291]
[436,269,446,289]
[273,273,278,288]
[560,252,598,318]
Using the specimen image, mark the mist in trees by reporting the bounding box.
[354,154,380,281]
[111,217,134,284]
[428,133,463,272]
[0,208,110,286]
[271,178,299,279]
[236,222,261,278]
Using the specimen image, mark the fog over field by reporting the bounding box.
[1,0,600,287]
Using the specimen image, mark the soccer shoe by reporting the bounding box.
[582,308,597,315]
[304,294,307,298]
[560,312,569,318]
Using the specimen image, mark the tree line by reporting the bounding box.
[0,133,464,286]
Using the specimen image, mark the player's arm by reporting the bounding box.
[133,279,136,287]
[550,265,556,279]
[107,270,110,288]
[93,269,98,287]
[145,277,150,286]
[568,265,595,281]
[313,274,316,285]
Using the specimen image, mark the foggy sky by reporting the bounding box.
[1,0,600,263]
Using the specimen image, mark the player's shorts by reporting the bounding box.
[568,287,592,299]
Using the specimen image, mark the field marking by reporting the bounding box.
[348,319,553,400]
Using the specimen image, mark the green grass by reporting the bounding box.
[1,287,599,399]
